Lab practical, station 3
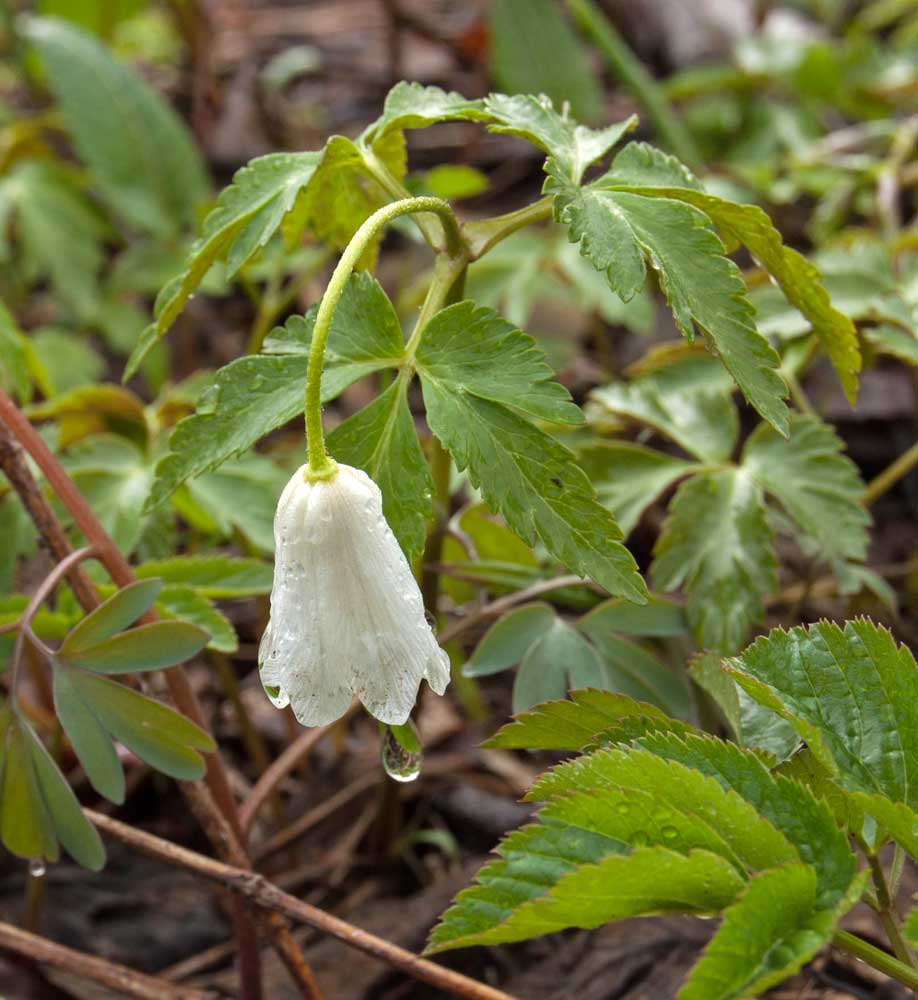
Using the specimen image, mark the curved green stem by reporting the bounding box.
[303,197,463,480]
[833,929,918,991]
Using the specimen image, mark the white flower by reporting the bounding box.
[259,463,450,727]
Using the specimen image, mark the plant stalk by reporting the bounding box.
[833,929,918,991]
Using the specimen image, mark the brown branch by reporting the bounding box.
[0,920,217,1000]
[87,810,519,1000]
[0,391,325,999]
[0,427,99,611]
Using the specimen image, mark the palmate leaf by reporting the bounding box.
[148,273,403,508]
[25,17,207,238]
[743,414,869,564]
[549,157,790,433]
[421,382,646,604]
[652,469,776,653]
[327,379,432,559]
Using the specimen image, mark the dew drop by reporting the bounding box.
[381,727,422,783]
[28,859,46,878]
[616,802,630,815]
[631,830,649,847]
[661,825,679,841]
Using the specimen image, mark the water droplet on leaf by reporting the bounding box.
[382,727,422,783]
[661,825,679,840]
[28,859,46,878]
[631,830,649,846]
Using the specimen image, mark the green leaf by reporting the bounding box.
[743,414,869,564]
[602,151,861,400]
[464,604,556,678]
[680,864,855,1000]
[578,595,687,637]
[513,618,605,712]
[430,846,742,951]
[149,274,402,507]
[688,653,799,762]
[550,163,789,433]
[155,584,238,654]
[866,324,918,366]
[578,441,696,534]
[484,688,671,750]
[53,663,125,803]
[327,380,431,558]
[180,453,286,554]
[488,0,603,123]
[25,16,207,237]
[34,387,147,446]
[61,579,162,654]
[67,670,214,780]
[726,620,918,810]
[652,470,776,653]
[22,720,106,870]
[0,160,106,316]
[588,358,738,463]
[421,381,647,603]
[135,556,273,598]
[0,720,57,862]
[484,93,636,185]
[60,620,208,674]
[29,327,106,395]
[0,301,36,404]
[63,435,153,554]
[364,82,487,139]
[141,150,320,349]
[416,302,583,425]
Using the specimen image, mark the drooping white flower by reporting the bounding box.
[259,463,450,727]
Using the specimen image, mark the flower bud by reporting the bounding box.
[259,464,450,726]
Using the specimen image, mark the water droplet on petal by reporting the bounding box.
[382,727,422,783]
[28,859,46,878]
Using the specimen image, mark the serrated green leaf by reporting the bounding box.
[61,620,208,673]
[416,301,583,425]
[148,150,320,344]
[53,663,124,803]
[180,453,286,554]
[363,82,488,140]
[689,653,799,762]
[150,274,402,508]
[578,441,696,534]
[25,16,207,237]
[550,164,789,432]
[61,579,161,654]
[680,864,853,1000]
[465,604,556,678]
[866,324,918,366]
[421,380,647,603]
[636,732,859,904]
[135,556,273,598]
[488,0,602,123]
[22,720,106,871]
[601,154,861,400]
[327,379,431,558]
[743,414,869,564]
[857,795,918,857]
[604,142,704,191]
[727,620,918,811]
[430,846,742,951]
[484,94,636,187]
[155,584,238,654]
[653,470,775,653]
[484,689,670,750]
[588,359,738,463]
[68,671,214,780]
[0,160,106,316]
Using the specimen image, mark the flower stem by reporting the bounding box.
[303,197,463,480]
[833,929,918,991]
[864,440,918,506]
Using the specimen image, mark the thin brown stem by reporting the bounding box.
[87,810,518,1000]
[0,920,218,1000]
[240,707,356,835]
